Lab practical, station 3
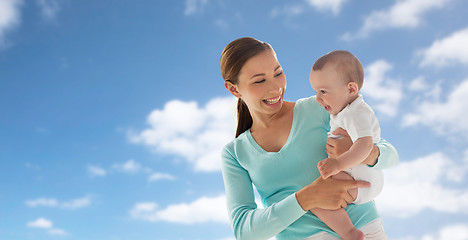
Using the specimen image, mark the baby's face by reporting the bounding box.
[309,64,354,115]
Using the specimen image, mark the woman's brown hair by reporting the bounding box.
[220,37,273,137]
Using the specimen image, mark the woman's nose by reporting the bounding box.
[268,82,283,94]
[269,86,282,94]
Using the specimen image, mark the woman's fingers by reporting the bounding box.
[324,147,333,158]
[325,143,335,158]
[339,179,370,190]
[327,134,352,157]
[326,139,337,157]
[339,179,369,204]
[352,180,371,189]
[332,127,349,137]
[297,177,371,211]
[343,192,354,204]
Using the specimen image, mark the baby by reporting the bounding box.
[308,50,384,240]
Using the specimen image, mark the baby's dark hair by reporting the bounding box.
[312,50,364,89]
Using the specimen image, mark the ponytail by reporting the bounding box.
[235,98,253,138]
[220,37,272,138]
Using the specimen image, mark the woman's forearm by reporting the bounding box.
[229,194,306,240]
[222,150,306,239]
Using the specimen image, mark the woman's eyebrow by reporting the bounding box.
[250,65,282,79]
[250,73,265,79]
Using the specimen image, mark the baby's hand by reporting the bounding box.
[317,158,341,179]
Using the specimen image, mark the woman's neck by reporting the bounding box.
[250,102,292,132]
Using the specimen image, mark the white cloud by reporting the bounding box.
[26,198,58,207]
[376,151,468,218]
[418,27,468,67]
[0,0,22,47]
[27,218,53,228]
[48,228,67,236]
[26,196,91,209]
[305,0,347,15]
[148,172,175,182]
[271,4,305,18]
[397,224,468,240]
[342,0,451,40]
[130,195,228,224]
[406,77,441,105]
[129,97,236,172]
[402,79,468,137]
[89,160,154,178]
[408,76,428,91]
[25,162,41,170]
[184,0,208,16]
[87,165,107,177]
[61,196,91,209]
[36,0,61,21]
[27,218,67,235]
[420,224,468,240]
[112,159,141,174]
[271,0,346,18]
[361,60,403,117]
[214,19,229,30]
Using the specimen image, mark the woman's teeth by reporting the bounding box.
[264,96,281,104]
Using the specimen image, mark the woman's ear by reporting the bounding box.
[347,82,359,96]
[224,81,242,98]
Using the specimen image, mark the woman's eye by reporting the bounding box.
[254,79,265,84]
[320,90,326,94]
[274,71,283,77]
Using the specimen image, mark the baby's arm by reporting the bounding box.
[336,136,373,169]
[318,136,373,179]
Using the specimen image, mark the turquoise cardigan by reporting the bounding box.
[221,96,399,240]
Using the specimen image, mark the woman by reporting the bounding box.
[220,37,398,240]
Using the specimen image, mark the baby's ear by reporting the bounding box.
[347,82,359,95]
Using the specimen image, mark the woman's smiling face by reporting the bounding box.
[234,49,287,116]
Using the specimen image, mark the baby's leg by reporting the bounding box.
[310,172,362,240]
[310,208,363,240]
[333,171,358,203]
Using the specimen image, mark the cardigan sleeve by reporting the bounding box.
[221,147,306,240]
[373,138,399,170]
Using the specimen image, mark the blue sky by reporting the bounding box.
[1,0,468,239]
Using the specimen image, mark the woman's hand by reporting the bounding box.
[325,128,352,158]
[326,128,380,167]
[296,177,370,211]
